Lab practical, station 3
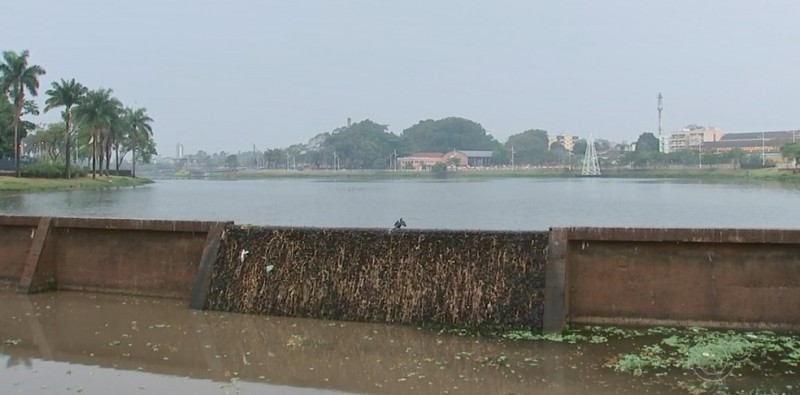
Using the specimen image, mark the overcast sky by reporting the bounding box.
[5,0,800,155]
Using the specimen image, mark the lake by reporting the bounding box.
[2,177,799,394]
[1,178,800,229]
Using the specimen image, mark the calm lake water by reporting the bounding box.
[2,177,800,229]
[2,178,800,394]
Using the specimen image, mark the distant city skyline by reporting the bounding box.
[5,0,800,154]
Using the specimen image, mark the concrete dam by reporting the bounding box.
[2,215,799,332]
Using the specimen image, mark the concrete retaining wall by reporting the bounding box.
[544,228,800,332]
[0,215,226,298]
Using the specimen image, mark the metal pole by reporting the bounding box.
[762,131,766,166]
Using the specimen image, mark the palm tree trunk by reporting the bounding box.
[105,140,111,176]
[64,111,72,179]
[12,119,20,178]
[91,131,96,179]
[115,144,120,172]
[132,126,137,178]
[13,86,23,178]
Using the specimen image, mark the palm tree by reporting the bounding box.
[73,88,122,179]
[127,107,153,178]
[0,50,46,177]
[45,78,87,179]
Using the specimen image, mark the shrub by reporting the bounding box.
[20,161,89,178]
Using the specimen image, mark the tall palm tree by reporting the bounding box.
[45,78,87,179]
[73,88,122,179]
[127,107,153,178]
[0,50,46,177]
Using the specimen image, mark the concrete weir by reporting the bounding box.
[2,215,800,332]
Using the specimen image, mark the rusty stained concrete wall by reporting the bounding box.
[0,216,221,298]
[564,228,800,331]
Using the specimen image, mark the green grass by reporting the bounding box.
[0,175,153,191]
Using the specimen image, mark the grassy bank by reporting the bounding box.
[0,175,153,192]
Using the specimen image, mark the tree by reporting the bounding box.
[401,117,498,153]
[73,88,122,179]
[323,119,401,169]
[126,107,153,177]
[505,129,550,165]
[635,132,660,153]
[780,143,800,168]
[26,122,65,161]
[45,78,87,178]
[225,154,239,169]
[0,50,46,177]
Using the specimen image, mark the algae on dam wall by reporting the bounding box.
[206,226,548,330]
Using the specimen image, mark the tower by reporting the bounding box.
[582,135,601,176]
[657,92,663,137]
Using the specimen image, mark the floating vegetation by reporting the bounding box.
[487,324,800,389]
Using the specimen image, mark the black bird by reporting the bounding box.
[394,218,407,229]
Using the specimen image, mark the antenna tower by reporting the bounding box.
[582,135,601,176]
[657,92,663,136]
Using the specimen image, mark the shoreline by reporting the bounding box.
[153,167,800,182]
[0,175,153,192]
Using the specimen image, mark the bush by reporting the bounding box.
[20,161,89,178]
[431,162,447,176]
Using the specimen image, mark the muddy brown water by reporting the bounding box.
[0,285,795,394]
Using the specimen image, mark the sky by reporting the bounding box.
[4,0,800,156]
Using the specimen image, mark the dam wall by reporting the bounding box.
[0,215,227,298]
[3,215,800,331]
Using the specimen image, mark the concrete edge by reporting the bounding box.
[189,221,232,310]
[567,227,800,244]
[570,316,800,333]
[542,227,568,333]
[17,217,53,293]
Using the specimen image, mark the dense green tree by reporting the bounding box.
[73,88,122,178]
[225,154,238,168]
[572,139,588,157]
[401,117,498,153]
[635,132,660,153]
[45,78,87,178]
[0,49,46,177]
[323,119,402,169]
[505,129,549,165]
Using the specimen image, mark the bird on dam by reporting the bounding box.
[394,218,407,229]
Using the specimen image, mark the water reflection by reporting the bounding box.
[0,288,685,395]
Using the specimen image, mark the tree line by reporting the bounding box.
[0,49,156,179]
[182,118,603,171]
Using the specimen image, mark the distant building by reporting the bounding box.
[397,152,445,171]
[176,143,184,158]
[702,130,799,154]
[548,134,576,152]
[667,126,723,152]
[397,150,494,170]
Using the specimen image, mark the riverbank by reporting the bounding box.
[166,166,800,182]
[0,175,153,192]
